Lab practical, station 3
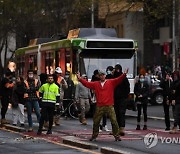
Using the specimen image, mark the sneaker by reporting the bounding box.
[136,125,141,130]
[170,127,177,134]
[114,136,121,141]
[37,130,42,135]
[42,127,47,131]
[46,130,52,134]
[143,125,147,130]
[165,127,170,131]
[28,128,33,132]
[99,128,102,132]
[12,124,17,126]
[81,118,87,125]
[89,136,96,141]
[102,125,110,132]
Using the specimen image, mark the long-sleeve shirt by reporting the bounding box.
[75,82,91,100]
[79,74,126,106]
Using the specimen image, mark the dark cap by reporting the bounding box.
[106,66,114,72]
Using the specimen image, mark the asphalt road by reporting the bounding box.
[0,128,97,154]
[0,104,179,154]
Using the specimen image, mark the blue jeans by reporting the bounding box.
[26,101,41,127]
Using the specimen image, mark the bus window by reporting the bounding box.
[82,57,134,79]
[29,54,37,72]
[65,49,71,73]
[45,51,54,74]
[16,56,25,76]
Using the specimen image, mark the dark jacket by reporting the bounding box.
[113,71,130,100]
[64,79,75,99]
[12,82,26,107]
[174,80,180,105]
[134,81,149,103]
[160,79,174,101]
[0,77,13,97]
[25,78,40,101]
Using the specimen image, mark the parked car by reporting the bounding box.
[148,75,164,105]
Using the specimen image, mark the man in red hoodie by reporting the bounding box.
[76,68,128,141]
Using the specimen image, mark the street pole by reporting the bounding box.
[172,0,176,71]
[91,0,94,28]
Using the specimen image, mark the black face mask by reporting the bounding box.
[114,71,122,77]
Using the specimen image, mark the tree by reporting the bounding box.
[0,0,177,76]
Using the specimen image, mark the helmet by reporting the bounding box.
[55,67,62,73]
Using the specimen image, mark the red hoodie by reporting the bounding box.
[79,74,126,106]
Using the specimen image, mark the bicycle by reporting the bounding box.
[58,99,79,119]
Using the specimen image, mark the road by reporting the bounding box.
[0,104,179,154]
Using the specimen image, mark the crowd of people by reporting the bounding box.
[0,64,180,141]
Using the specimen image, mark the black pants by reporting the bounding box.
[102,115,107,127]
[38,102,55,131]
[174,104,180,127]
[1,97,10,119]
[137,103,147,123]
[163,101,171,128]
[63,99,71,116]
[114,98,127,127]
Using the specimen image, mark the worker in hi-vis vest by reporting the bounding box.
[53,67,67,125]
[37,74,60,135]
[24,70,41,132]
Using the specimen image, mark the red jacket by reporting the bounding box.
[79,74,126,106]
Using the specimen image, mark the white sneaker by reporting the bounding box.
[99,128,102,132]
[102,125,110,132]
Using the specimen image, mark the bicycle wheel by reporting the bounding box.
[68,102,79,119]
[58,102,68,117]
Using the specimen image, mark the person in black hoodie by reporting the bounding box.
[134,74,149,130]
[160,73,174,131]
[114,64,130,135]
[63,72,75,117]
[90,69,100,117]
[170,73,180,133]
[12,76,26,126]
[0,71,14,124]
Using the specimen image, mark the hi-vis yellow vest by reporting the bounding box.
[24,79,39,98]
[39,83,60,104]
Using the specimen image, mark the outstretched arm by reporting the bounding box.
[112,68,129,87]
[76,72,95,89]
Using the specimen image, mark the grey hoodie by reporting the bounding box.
[75,82,91,100]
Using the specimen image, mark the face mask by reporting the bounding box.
[106,70,111,75]
[140,78,144,82]
[28,74,34,78]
